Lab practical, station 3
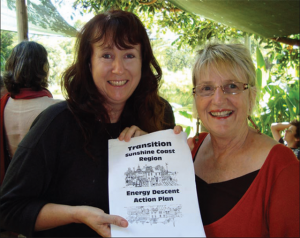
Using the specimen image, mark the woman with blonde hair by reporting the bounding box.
[192,42,299,237]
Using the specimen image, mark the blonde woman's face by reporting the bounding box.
[194,66,251,137]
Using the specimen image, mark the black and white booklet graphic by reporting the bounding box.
[108,129,205,237]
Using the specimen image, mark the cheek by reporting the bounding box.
[130,63,142,77]
[232,94,250,114]
[195,98,207,116]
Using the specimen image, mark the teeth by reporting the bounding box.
[109,80,127,86]
[210,111,232,117]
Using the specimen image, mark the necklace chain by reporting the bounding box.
[99,119,121,139]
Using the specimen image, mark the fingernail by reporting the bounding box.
[121,220,127,227]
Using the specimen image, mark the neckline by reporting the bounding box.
[196,169,260,185]
[100,120,122,139]
[203,144,283,228]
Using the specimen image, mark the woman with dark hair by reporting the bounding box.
[0,41,61,183]
[0,10,175,237]
[271,119,300,159]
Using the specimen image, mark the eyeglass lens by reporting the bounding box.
[195,82,248,96]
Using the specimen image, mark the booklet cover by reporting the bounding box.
[108,129,205,237]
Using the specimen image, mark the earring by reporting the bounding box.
[248,115,261,134]
[195,117,200,143]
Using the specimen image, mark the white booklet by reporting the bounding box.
[108,129,206,237]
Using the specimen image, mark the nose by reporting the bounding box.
[212,86,226,104]
[112,57,125,74]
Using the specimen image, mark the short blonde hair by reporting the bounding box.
[192,43,257,114]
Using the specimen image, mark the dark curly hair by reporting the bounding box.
[3,41,49,97]
[62,10,169,151]
[290,119,300,147]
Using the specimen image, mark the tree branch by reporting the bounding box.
[270,37,300,46]
[139,0,157,5]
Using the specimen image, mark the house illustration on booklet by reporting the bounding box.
[125,164,179,187]
[126,205,183,226]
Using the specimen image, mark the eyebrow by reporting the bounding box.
[199,80,242,84]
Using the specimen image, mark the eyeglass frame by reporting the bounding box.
[192,82,249,97]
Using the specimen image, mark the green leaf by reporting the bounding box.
[286,96,296,118]
[256,47,266,71]
[256,68,262,90]
[179,111,193,120]
[185,126,191,137]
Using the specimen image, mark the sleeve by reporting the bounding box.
[0,147,52,236]
[0,105,65,237]
[268,156,300,237]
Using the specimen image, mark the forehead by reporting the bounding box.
[196,63,246,83]
[92,40,141,53]
[93,35,140,48]
[289,125,297,133]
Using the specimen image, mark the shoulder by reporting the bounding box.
[192,132,209,159]
[266,144,299,169]
[32,100,70,124]
[35,96,63,105]
[160,97,175,128]
[160,97,173,112]
[19,101,75,148]
[270,144,299,160]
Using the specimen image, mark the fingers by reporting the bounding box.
[118,127,130,141]
[76,206,128,237]
[97,214,128,237]
[105,214,128,228]
[173,125,183,134]
[118,126,147,142]
[187,137,195,152]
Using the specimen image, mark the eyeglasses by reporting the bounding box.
[193,82,249,97]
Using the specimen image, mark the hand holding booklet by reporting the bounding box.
[108,129,206,237]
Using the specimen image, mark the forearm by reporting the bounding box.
[35,203,78,231]
[35,203,128,237]
[270,122,290,141]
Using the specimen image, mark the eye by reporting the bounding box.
[125,54,135,59]
[201,85,214,91]
[223,83,240,92]
[228,83,238,89]
[102,54,112,59]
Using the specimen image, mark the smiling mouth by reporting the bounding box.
[108,80,128,86]
[210,111,233,117]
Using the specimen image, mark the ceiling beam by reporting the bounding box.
[16,0,28,42]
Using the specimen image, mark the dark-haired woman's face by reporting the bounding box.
[284,125,298,144]
[90,41,142,109]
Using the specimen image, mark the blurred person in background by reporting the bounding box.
[0,41,62,184]
[271,120,300,159]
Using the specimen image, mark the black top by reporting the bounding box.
[0,100,175,237]
[195,170,259,226]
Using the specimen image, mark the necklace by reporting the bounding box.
[99,119,121,139]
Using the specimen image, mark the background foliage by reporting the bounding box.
[1,0,299,138]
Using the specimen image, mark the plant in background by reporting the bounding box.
[252,35,299,137]
[0,30,16,73]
